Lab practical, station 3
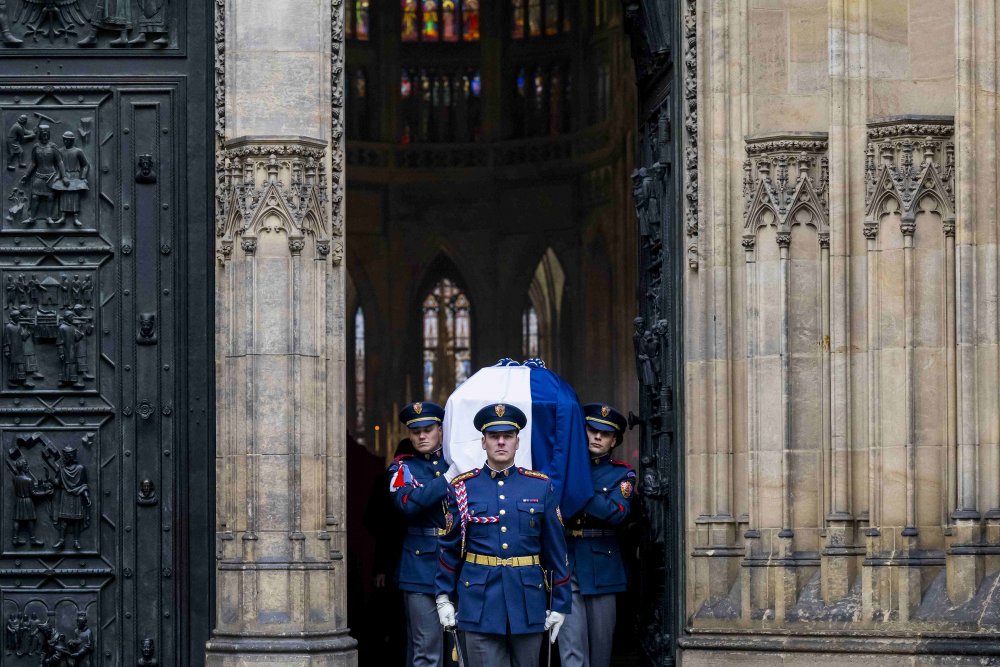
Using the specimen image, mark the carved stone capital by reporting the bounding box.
[743,134,829,237]
[741,236,756,251]
[288,238,306,256]
[217,136,330,241]
[865,116,955,215]
[863,223,879,240]
[217,240,234,263]
[240,238,257,254]
[900,220,916,237]
[776,233,791,248]
[818,232,830,249]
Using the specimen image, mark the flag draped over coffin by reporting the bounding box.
[442,358,594,518]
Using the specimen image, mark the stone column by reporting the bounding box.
[206,0,355,664]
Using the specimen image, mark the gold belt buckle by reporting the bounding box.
[497,557,512,566]
[569,529,583,538]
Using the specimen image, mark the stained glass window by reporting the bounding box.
[422,278,472,403]
[463,0,480,41]
[401,69,413,98]
[523,305,539,358]
[512,0,567,39]
[402,0,419,41]
[403,0,478,42]
[528,0,542,37]
[442,0,458,41]
[549,66,562,135]
[354,306,366,443]
[349,68,370,140]
[544,0,559,35]
[400,68,482,142]
[422,0,440,40]
[533,68,546,111]
[355,0,370,40]
[511,0,525,38]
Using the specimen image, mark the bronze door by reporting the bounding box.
[0,1,213,664]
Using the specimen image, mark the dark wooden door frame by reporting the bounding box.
[623,1,685,665]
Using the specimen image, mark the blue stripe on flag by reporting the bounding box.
[528,367,593,518]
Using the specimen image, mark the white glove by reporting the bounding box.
[544,610,565,643]
[436,594,456,628]
[444,463,462,483]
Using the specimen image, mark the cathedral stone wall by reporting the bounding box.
[683,1,1000,662]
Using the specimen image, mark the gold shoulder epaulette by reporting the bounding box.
[451,469,480,485]
[518,468,549,480]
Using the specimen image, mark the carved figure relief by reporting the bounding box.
[51,131,90,227]
[18,124,64,226]
[134,153,156,183]
[7,451,53,547]
[2,269,97,392]
[0,0,20,44]
[77,0,131,46]
[4,309,34,388]
[2,601,96,665]
[130,0,168,46]
[4,117,92,229]
[3,431,97,556]
[3,610,45,657]
[137,637,157,665]
[137,479,157,505]
[6,116,35,170]
[0,0,175,49]
[136,312,156,344]
[51,445,90,550]
[15,0,89,42]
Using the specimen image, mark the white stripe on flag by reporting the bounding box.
[443,366,534,475]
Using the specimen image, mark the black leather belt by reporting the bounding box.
[567,528,617,538]
[408,527,446,537]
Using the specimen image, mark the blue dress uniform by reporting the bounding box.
[388,401,450,667]
[436,403,572,667]
[558,404,635,667]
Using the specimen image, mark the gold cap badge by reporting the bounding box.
[413,402,423,414]
[495,404,506,418]
[601,405,610,418]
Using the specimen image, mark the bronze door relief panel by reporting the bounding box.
[0,83,179,665]
[0,0,180,51]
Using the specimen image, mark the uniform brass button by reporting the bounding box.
[502,543,508,550]
[529,508,535,514]
[602,487,608,492]
[435,472,441,477]
[501,526,507,533]
[499,495,505,500]
[498,481,504,487]
[499,509,506,515]
[433,460,439,466]
[465,581,470,587]
[415,550,421,555]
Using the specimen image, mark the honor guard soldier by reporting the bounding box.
[558,403,635,667]
[388,401,452,667]
[435,403,571,667]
